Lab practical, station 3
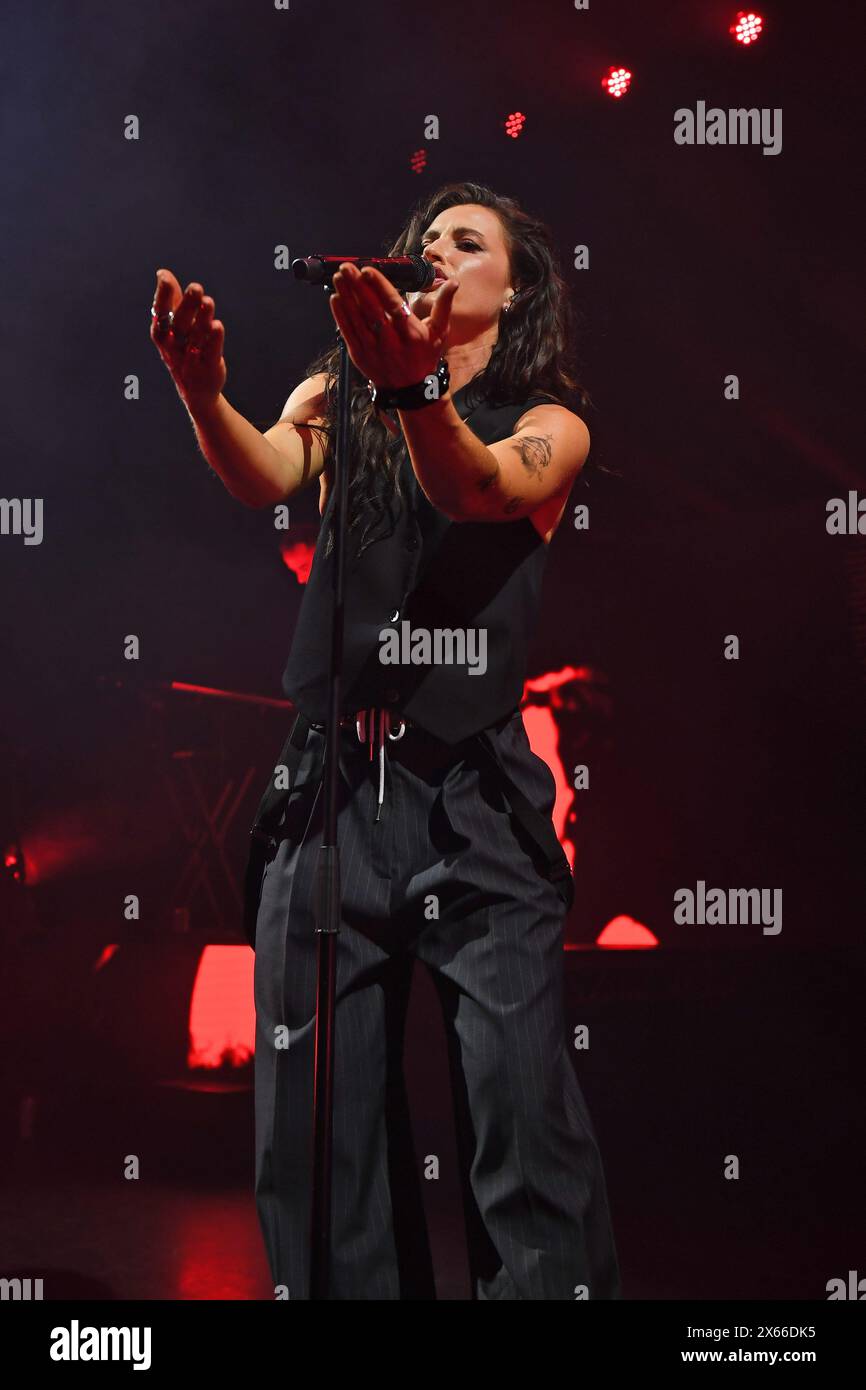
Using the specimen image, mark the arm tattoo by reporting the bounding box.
[509,432,553,478]
[473,432,552,516]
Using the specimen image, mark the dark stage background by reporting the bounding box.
[0,0,863,1303]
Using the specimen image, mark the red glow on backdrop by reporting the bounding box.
[524,663,592,697]
[596,915,659,949]
[169,679,290,709]
[601,66,632,99]
[409,148,426,174]
[279,538,316,584]
[188,946,254,1069]
[10,816,105,885]
[730,11,763,45]
[93,943,120,972]
[504,111,526,138]
[521,663,609,870]
[521,703,577,871]
[172,1209,264,1299]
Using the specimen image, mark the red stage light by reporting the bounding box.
[521,701,577,872]
[596,915,659,949]
[730,11,763,45]
[279,538,316,585]
[188,945,254,1069]
[4,845,23,877]
[93,943,120,972]
[504,111,526,139]
[3,841,30,883]
[601,66,632,99]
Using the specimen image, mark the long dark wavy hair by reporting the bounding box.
[302,181,596,559]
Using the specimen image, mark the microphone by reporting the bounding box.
[291,254,436,292]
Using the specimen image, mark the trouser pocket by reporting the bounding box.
[242,715,318,948]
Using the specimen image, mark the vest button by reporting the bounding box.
[389,608,400,622]
[406,535,419,550]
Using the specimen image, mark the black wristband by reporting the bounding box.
[367,357,450,412]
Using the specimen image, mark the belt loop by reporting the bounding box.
[345,705,414,823]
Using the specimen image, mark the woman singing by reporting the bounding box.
[150,181,621,1301]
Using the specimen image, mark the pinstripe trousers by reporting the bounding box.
[252,708,621,1300]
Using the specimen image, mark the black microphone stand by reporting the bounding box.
[293,253,433,1299]
[308,293,350,1301]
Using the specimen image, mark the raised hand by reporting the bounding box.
[150,269,227,410]
[329,262,457,390]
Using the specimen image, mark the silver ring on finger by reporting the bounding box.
[384,302,412,332]
[151,306,173,336]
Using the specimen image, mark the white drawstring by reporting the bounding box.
[354,706,406,821]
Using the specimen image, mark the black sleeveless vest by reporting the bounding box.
[280,381,562,744]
